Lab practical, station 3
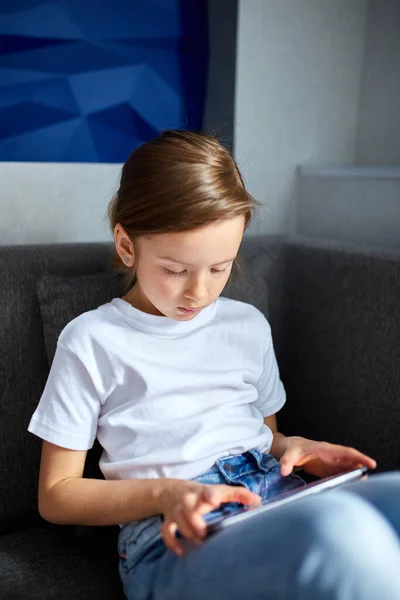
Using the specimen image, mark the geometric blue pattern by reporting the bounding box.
[0,0,209,162]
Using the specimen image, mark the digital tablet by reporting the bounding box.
[205,466,369,534]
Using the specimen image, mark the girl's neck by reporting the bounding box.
[122,283,163,317]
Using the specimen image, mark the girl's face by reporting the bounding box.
[122,217,245,320]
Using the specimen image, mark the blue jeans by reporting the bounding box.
[118,450,400,600]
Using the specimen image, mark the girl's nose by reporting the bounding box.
[184,277,208,304]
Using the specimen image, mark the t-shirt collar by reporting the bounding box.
[110,297,217,336]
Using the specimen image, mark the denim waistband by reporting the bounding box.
[193,449,280,482]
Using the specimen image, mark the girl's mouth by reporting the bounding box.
[178,306,202,315]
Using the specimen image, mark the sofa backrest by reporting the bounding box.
[269,238,400,474]
[1,236,399,534]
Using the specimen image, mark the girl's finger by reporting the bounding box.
[161,520,184,556]
[203,485,261,509]
[318,443,376,468]
[185,509,207,540]
[178,503,207,542]
[280,448,306,476]
[335,447,376,468]
[174,505,204,545]
[352,452,377,468]
[223,486,262,508]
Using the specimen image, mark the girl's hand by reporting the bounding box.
[159,480,261,556]
[279,436,377,478]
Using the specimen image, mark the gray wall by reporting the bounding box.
[297,166,400,249]
[203,0,238,153]
[355,0,400,165]
[234,0,367,235]
[297,0,400,249]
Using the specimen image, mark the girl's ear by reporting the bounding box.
[114,223,135,265]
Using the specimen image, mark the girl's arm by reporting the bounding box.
[38,440,261,556]
[264,413,289,460]
[38,440,178,526]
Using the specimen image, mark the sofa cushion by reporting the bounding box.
[37,271,126,367]
[0,524,125,600]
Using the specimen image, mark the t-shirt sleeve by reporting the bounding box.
[27,341,101,450]
[253,319,286,417]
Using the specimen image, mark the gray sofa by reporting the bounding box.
[1,235,400,599]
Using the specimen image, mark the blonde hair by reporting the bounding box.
[107,130,257,293]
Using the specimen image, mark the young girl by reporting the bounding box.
[28,131,400,600]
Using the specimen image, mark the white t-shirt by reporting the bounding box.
[28,297,286,481]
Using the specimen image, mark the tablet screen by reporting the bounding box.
[205,466,369,534]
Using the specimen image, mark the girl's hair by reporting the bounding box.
[107,129,257,293]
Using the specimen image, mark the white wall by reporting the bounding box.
[355,0,400,165]
[297,165,400,249]
[234,0,367,234]
[0,162,121,245]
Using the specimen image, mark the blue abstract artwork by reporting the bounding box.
[0,0,209,162]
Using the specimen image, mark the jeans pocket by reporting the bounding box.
[253,450,307,485]
[250,449,281,474]
[118,517,163,576]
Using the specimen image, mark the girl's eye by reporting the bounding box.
[211,268,228,276]
[164,267,228,277]
[164,268,187,277]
